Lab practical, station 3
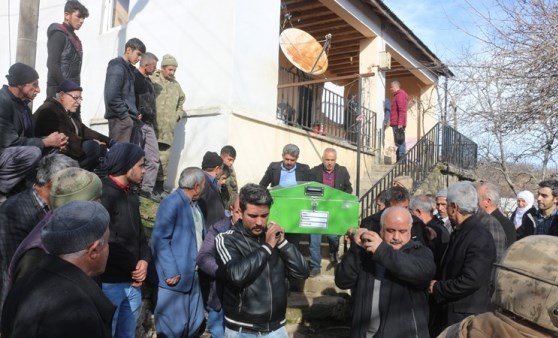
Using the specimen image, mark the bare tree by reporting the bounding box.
[449,0,558,191]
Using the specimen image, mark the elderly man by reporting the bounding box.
[436,189,452,235]
[150,54,186,192]
[1,200,114,338]
[100,143,150,338]
[0,154,77,317]
[336,206,435,337]
[428,181,496,336]
[34,80,112,171]
[308,147,352,276]
[151,167,206,338]
[478,182,516,247]
[216,184,308,337]
[0,63,68,199]
[134,52,160,201]
[9,167,103,286]
[409,194,449,268]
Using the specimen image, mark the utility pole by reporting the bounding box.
[16,0,40,67]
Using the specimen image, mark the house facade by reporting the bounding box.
[0,0,448,194]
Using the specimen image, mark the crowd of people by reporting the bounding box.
[1,1,558,338]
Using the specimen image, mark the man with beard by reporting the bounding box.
[335,206,435,337]
[216,184,308,337]
[0,63,68,200]
[150,54,186,193]
[99,143,151,338]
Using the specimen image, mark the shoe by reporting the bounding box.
[330,253,338,265]
[309,268,321,278]
[140,190,162,202]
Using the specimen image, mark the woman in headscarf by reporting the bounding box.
[509,190,537,240]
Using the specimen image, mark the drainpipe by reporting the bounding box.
[16,0,40,68]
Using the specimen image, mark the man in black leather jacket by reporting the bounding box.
[216,184,308,337]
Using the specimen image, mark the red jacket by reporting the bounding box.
[390,89,408,127]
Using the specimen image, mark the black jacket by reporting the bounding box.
[198,174,226,228]
[46,23,83,88]
[215,221,308,331]
[309,163,352,193]
[33,97,111,159]
[335,239,435,338]
[432,214,496,330]
[2,254,114,338]
[259,161,311,187]
[100,177,150,283]
[511,207,536,240]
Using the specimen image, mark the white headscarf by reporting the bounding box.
[514,190,535,228]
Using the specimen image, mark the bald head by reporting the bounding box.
[380,206,413,250]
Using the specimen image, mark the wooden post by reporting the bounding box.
[16,0,40,67]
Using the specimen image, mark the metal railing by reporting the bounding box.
[277,67,376,150]
[359,122,477,218]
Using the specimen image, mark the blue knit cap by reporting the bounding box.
[104,143,145,176]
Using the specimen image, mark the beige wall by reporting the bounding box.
[227,112,375,194]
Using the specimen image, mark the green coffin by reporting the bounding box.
[268,182,359,235]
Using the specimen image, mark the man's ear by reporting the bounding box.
[86,240,102,260]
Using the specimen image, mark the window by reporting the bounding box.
[103,0,129,31]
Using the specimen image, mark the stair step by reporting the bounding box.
[287,291,350,323]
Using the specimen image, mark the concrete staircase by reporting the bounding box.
[285,238,352,337]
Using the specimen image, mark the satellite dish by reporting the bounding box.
[279,28,330,76]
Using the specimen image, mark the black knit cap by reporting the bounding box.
[6,62,39,86]
[201,151,223,170]
[104,143,145,176]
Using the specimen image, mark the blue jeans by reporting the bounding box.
[208,307,224,338]
[102,282,142,338]
[224,326,288,338]
[309,234,339,270]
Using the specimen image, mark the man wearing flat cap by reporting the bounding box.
[150,54,186,193]
[99,142,151,338]
[1,200,115,338]
[34,79,113,171]
[0,63,68,201]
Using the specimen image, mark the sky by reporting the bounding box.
[383,0,498,63]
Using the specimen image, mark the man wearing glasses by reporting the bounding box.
[0,63,68,202]
[34,79,113,171]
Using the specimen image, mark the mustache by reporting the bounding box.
[389,239,402,245]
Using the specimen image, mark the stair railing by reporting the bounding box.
[359,122,477,219]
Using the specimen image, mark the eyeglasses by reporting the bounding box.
[64,92,83,101]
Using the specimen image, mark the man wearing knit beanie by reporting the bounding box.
[99,142,151,338]
[0,63,69,201]
[149,54,185,194]
[1,201,115,338]
[8,167,103,287]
